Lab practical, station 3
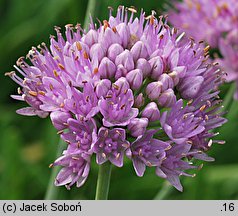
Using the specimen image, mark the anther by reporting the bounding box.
[83,51,89,59]
[93,68,99,74]
[112,26,117,33]
[104,130,109,137]
[57,130,64,135]
[49,163,54,168]
[102,153,107,159]
[53,69,59,77]
[58,63,65,70]
[103,20,110,30]
[120,104,126,109]
[76,41,82,51]
[29,91,38,97]
[199,104,206,112]
[38,91,46,96]
[112,84,119,90]
[116,153,120,160]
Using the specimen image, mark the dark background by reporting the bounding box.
[0,0,238,199]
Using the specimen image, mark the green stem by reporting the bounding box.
[95,162,112,200]
[154,181,173,200]
[221,83,236,114]
[45,139,66,200]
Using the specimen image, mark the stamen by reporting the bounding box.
[93,67,99,74]
[77,141,81,148]
[120,104,126,109]
[116,153,120,160]
[49,163,54,168]
[53,69,59,77]
[58,63,65,70]
[83,51,89,59]
[103,20,110,30]
[199,104,206,112]
[29,91,38,97]
[76,41,82,51]
[112,84,119,90]
[104,129,109,137]
[102,153,107,159]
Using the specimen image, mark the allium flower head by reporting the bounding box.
[7,6,226,191]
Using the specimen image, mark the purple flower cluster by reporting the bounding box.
[7,6,226,191]
[167,0,238,99]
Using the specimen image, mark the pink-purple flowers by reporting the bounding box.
[167,0,238,99]
[7,6,226,191]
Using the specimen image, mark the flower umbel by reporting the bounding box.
[7,6,226,192]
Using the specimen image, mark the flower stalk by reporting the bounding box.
[95,162,112,200]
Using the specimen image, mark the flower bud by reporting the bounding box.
[98,57,116,79]
[90,43,105,63]
[173,66,187,78]
[98,27,122,49]
[114,77,130,95]
[178,76,204,99]
[81,29,98,47]
[134,93,145,108]
[115,50,134,71]
[131,41,149,61]
[116,23,130,47]
[50,111,71,130]
[95,79,111,98]
[149,56,164,79]
[168,71,180,86]
[158,74,174,91]
[126,69,143,90]
[142,102,160,122]
[136,58,151,77]
[115,64,127,80]
[146,81,162,100]
[158,89,176,107]
[107,43,124,61]
[128,118,148,137]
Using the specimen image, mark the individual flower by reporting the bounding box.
[127,130,171,177]
[53,150,91,190]
[160,99,206,144]
[93,127,129,167]
[156,144,196,191]
[98,78,139,127]
[60,118,97,152]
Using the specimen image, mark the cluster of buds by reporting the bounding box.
[7,6,226,191]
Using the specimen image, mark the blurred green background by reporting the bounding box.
[0,0,238,200]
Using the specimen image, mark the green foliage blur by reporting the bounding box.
[0,0,238,200]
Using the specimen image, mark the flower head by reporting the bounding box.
[7,6,226,191]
